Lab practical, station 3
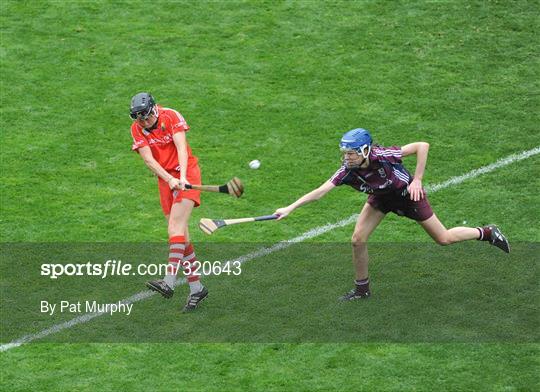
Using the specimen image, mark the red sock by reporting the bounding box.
[164,235,186,287]
[476,226,492,241]
[182,243,200,283]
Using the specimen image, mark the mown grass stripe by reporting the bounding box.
[1,146,538,352]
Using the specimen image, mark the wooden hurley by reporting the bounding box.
[185,177,244,198]
[199,215,278,235]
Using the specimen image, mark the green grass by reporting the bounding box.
[1,0,539,391]
[1,242,538,344]
[2,343,538,391]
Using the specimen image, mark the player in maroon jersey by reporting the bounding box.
[274,128,509,301]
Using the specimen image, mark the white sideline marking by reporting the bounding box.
[1,146,539,352]
[428,147,540,193]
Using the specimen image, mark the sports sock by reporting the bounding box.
[355,278,370,294]
[476,226,492,241]
[163,235,186,289]
[183,243,204,294]
[189,281,203,295]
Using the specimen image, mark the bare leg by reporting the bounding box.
[418,214,479,245]
[168,199,194,238]
[351,203,386,280]
[166,213,191,242]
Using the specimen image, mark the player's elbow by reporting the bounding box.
[313,183,333,200]
[316,189,328,199]
[313,188,331,200]
[309,192,323,202]
[142,156,156,167]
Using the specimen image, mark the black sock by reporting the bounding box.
[355,278,370,294]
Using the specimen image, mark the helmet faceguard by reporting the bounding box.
[130,92,156,120]
[339,128,373,168]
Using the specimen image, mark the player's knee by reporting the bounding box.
[168,223,184,238]
[351,231,369,246]
[168,228,178,238]
[434,234,452,246]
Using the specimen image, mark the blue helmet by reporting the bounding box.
[339,128,373,158]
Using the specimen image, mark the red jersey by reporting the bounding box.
[130,105,198,172]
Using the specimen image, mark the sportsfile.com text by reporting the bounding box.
[40,260,242,279]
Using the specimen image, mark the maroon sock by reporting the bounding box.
[476,226,492,241]
[355,278,370,294]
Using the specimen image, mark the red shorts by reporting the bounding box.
[158,165,201,215]
[367,189,433,222]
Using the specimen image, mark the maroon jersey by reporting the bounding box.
[330,145,412,195]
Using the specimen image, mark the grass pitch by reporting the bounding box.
[1,0,539,390]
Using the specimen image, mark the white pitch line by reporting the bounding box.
[1,146,539,352]
[427,147,540,193]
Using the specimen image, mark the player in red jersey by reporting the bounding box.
[274,128,509,301]
[130,92,207,312]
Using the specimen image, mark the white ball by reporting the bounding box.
[249,159,261,169]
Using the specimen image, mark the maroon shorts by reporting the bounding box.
[367,189,433,222]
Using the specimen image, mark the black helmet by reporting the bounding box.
[130,92,156,120]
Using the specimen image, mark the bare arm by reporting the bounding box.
[138,146,181,189]
[172,132,189,188]
[274,180,335,220]
[401,142,429,201]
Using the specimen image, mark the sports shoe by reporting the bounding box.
[339,288,371,301]
[487,224,510,253]
[146,279,174,299]
[182,286,209,312]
